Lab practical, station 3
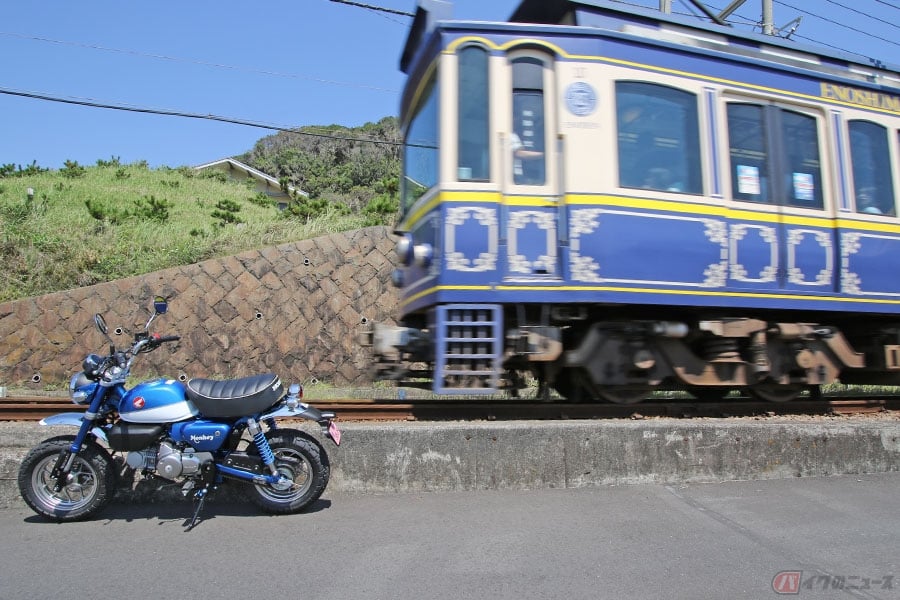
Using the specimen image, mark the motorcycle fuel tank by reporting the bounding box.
[119,379,199,423]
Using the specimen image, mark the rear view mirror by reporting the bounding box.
[153,296,168,315]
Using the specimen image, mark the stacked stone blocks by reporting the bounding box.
[0,226,398,390]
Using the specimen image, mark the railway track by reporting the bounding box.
[1,394,898,421]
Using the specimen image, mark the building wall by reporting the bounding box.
[0,226,398,390]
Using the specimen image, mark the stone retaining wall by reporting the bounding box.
[0,226,398,390]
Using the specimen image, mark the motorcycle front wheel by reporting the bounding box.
[18,435,116,522]
[247,430,330,514]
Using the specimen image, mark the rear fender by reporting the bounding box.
[259,404,339,447]
[40,413,109,444]
[260,403,330,423]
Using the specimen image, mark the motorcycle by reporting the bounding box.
[17,296,341,529]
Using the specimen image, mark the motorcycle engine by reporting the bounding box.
[126,441,213,480]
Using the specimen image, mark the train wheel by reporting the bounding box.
[745,383,805,403]
[596,385,651,405]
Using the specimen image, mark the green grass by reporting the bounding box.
[0,161,371,302]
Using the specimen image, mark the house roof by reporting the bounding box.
[193,158,306,197]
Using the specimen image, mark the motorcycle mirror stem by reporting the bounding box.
[144,295,169,331]
[93,313,117,352]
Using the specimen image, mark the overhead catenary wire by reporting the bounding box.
[0,86,425,148]
[821,0,900,31]
[774,0,900,49]
[0,31,398,94]
[660,0,900,61]
[327,0,414,17]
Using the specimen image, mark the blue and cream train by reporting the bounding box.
[369,0,900,403]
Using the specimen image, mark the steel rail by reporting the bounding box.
[1,395,898,422]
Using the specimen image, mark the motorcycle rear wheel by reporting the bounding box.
[18,435,116,522]
[247,430,330,514]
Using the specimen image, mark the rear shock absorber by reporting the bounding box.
[247,418,277,475]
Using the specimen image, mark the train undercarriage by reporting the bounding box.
[367,304,900,403]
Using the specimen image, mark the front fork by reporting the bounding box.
[51,386,107,491]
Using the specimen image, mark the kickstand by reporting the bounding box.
[184,486,209,532]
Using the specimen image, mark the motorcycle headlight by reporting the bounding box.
[69,372,96,405]
[82,354,103,377]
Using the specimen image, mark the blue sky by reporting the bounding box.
[1,0,898,169]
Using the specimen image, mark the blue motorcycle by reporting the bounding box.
[17,296,341,529]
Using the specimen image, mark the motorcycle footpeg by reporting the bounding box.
[181,481,195,497]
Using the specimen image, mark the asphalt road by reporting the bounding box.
[1,473,898,600]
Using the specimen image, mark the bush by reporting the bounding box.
[60,160,86,179]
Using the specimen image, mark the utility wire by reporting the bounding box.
[0,86,416,148]
[774,0,900,48]
[871,0,900,9]
[328,0,414,17]
[0,31,398,94]
[822,0,900,31]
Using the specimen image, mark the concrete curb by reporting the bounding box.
[2,419,899,509]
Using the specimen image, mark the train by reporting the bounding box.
[367,0,900,404]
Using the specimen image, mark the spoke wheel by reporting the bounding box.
[248,430,329,514]
[18,436,115,522]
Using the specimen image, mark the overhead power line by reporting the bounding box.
[0,31,398,94]
[821,0,900,31]
[774,0,900,48]
[328,0,414,17]
[0,86,411,148]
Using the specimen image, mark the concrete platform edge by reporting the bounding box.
[2,419,899,509]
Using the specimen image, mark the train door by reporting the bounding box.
[502,53,562,281]
[725,101,834,293]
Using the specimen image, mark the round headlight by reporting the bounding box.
[395,235,414,266]
[69,372,94,404]
[82,353,103,377]
[413,243,433,268]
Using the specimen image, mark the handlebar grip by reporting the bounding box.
[157,335,181,343]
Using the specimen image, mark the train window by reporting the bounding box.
[512,57,546,186]
[849,120,896,216]
[458,46,490,182]
[726,104,823,209]
[781,110,823,210]
[727,103,771,204]
[616,81,702,194]
[402,72,439,212]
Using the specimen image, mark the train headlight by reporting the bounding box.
[413,243,433,268]
[396,235,414,266]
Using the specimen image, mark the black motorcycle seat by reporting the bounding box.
[186,373,284,418]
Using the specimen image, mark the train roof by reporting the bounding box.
[401,0,900,87]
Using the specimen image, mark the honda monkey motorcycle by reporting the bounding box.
[18,296,341,529]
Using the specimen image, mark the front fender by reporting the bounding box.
[40,413,109,444]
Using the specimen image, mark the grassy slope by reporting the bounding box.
[0,162,369,302]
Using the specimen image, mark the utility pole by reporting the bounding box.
[762,0,774,36]
[659,0,672,13]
